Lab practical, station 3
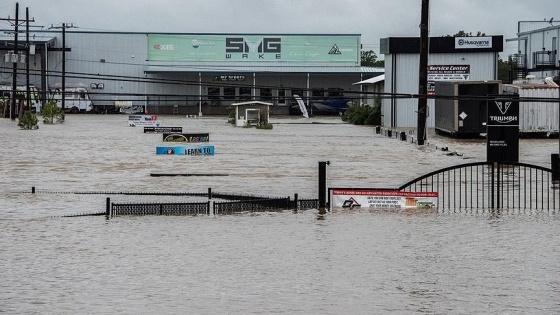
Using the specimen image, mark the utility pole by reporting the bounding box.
[49,23,76,112]
[11,3,19,120]
[1,3,36,118]
[25,7,30,112]
[417,0,430,145]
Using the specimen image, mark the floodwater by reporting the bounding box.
[1,115,559,314]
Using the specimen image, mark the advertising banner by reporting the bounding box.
[147,34,359,62]
[163,133,210,142]
[156,145,215,156]
[144,127,183,133]
[487,96,520,162]
[427,65,470,95]
[330,189,438,209]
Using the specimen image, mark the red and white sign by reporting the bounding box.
[330,189,438,209]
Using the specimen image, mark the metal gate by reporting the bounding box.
[399,162,560,210]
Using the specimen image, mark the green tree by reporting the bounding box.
[497,58,511,84]
[42,99,65,124]
[361,50,384,67]
[445,31,486,37]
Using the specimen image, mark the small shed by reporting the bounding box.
[232,101,273,127]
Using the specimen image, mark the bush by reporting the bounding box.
[341,99,381,126]
[18,111,39,130]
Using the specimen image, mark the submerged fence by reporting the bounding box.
[108,197,298,217]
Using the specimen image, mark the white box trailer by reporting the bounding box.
[48,84,94,113]
[503,84,559,135]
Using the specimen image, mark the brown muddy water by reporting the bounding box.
[1,115,559,314]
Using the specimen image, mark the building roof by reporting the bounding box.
[0,34,57,49]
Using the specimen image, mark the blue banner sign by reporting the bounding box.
[156,145,215,156]
[162,133,209,142]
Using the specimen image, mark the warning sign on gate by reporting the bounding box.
[330,189,438,209]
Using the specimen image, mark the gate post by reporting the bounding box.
[491,163,495,210]
[552,154,559,182]
[318,161,330,211]
[106,197,111,217]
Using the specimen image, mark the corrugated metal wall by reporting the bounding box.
[59,32,151,107]
[504,85,559,133]
[382,52,497,128]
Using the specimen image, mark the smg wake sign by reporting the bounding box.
[225,37,281,60]
[487,95,519,163]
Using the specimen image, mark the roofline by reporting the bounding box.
[0,29,361,37]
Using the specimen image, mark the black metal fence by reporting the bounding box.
[213,198,291,215]
[110,202,210,217]
[398,162,560,211]
[107,195,318,217]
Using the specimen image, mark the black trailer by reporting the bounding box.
[434,80,501,137]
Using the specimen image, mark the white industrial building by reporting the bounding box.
[380,36,503,128]
[507,21,560,80]
[0,30,383,116]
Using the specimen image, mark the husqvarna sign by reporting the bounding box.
[455,37,492,49]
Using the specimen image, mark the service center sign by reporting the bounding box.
[331,189,438,209]
[455,37,492,49]
[487,96,519,163]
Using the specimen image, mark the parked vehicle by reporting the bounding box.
[48,84,94,113]
[0,83,41,114]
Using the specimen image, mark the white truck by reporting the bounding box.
[48,84,94,113]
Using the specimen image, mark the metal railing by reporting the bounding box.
[399,162,560,210]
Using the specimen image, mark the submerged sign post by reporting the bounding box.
[487,95,519,163]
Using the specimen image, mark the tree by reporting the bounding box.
[361,50,384,67]
[497,58,511,84]
[42,99,65,124]
[445,30,486,37]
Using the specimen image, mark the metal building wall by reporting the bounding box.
[382,52,498,128]
[56,32,150,108]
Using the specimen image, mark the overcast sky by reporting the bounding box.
[2,0,559,58]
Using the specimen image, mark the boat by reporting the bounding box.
[310,98,351,115]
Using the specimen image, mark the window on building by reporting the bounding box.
[239,87,252,100]
[223,87,236,100]
[208,87,220,100]
[278,89,286,104]
[207,87,220,105]
[328,88,344,98]
[260,88,272,101]
[312,89,325,99]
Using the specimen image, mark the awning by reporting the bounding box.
[353,74,385,85]
[145,63,384,74]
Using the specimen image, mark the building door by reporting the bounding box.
[277,88,286,106]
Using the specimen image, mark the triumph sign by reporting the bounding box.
[487,95,519,163]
